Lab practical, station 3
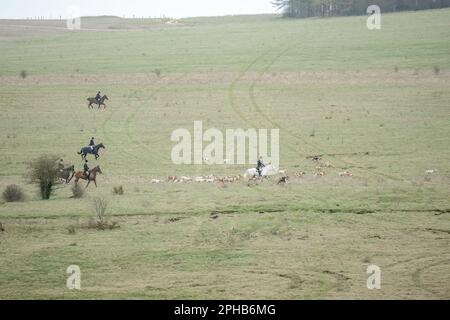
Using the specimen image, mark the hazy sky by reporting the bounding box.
[0,0,277,19]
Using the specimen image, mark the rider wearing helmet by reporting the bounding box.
[58,159,64,172]
[83,159,90,178]
[95,91,101,103]
[89,137,95,150]
[256,156,265,177]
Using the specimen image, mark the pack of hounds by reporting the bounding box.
[57,89,359,188]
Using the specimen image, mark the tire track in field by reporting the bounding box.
[411,258,450,297]
[227,48,304,190]
[247,47,306,156]
[384,253,450,298]
[228,46,374,170]
[228,51,268,126]
[125,73,188,163]
[124,75,165,163]
[247,46,408,183]
[229,46,373,173]
[228,49,310,161]
[101,74,178,165]
[101,88,142,162]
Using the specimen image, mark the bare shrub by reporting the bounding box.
[20,70,27,79]
[94,197,108,218]
[67,225,76,234]
[29,155,59,200]
[153,69,161,77]
[2,184,25,202]
[90,197,119,230]
[113,185,124,195]
[433,66,440,75]
[225,227,253,246]
[71,184,85,198]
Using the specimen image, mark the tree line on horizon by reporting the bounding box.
[272,0,450,18]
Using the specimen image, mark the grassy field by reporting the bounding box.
[0,9,449,299]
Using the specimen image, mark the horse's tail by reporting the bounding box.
[77,149,82,154]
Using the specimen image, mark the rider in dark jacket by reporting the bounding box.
[58,159,64,172]
[95,91,101,103]
[83,160,90,178]
[89,137,95,150]
[256,156,265,176]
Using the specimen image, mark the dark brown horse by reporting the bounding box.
[74,166,102,188]
[77,143,105,160]
[57,165,75,184]
[87,95,109,109]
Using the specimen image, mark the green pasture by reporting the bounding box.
[0,9,449,299]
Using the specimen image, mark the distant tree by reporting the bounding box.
[272,0,450,18]
[272,0,313,18]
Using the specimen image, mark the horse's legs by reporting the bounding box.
[85,180,90,189]
[68,172,74,183]
[94,179,97,187]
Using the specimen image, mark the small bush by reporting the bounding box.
[29,155,59,200]
[153,69,161,77]
[113,185,124,195]
[20,70,27,79]
[2,184,25,202]
[84,198,119,231]
[71,184,85,198]
[94,197,108,218]
[67,225,76,234]
[433,66,440,75]
[96,220,119,231]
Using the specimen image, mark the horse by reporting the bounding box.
[87,95,109,109]
[244,164,279,179]
[77,143,105,160]
[73,166,102,188]
[57,165,75,184]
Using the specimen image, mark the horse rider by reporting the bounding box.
[89,137,95,150]
[95,91,101,103]
[83,160,90,178]
[256,156,265,177]
[58,159,64,172]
